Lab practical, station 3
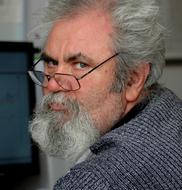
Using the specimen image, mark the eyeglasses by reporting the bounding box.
[28,52,120,92]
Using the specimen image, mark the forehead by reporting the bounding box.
[44,10,114,59]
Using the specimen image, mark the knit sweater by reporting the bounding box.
[54,85,182,190]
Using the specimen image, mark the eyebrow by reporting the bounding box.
[63,52,95,65]
[41,52,58,65]
[41,52,95,66]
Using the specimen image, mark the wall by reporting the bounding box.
[159,0,182,59]
[0,0,25,41]
[160,63,182,99]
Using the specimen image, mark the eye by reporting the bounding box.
[43,60,58,71]
[43,60,58,74]
[41,56,58,68]
[45,61,56,67]
[74,62,88,69]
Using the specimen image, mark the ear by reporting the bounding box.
[125,63,150,102]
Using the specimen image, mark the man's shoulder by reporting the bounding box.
[54,86,182,190]
[54,158,112,189]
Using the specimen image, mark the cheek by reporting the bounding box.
[76,83,124,134]
[43,88,49,95]
[77,67,116,104]
[43,88,47,95]
[76,77,111,110]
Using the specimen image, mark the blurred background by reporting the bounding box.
[0,0,181,189]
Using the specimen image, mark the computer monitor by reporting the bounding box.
[0,42,39,178]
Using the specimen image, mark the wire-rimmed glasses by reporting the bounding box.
[28,52,120,92]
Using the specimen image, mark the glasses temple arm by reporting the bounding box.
[78,52,120,80]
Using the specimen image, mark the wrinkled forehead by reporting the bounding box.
[44,10,114,59]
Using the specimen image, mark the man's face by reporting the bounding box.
[30,10,126,161]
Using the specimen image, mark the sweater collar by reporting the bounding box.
[112,95,149,130]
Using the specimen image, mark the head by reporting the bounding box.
[29,0,166,162]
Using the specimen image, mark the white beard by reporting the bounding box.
[29,93,100,163]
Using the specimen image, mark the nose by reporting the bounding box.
[43,64,70,94]
[44,77,64,93]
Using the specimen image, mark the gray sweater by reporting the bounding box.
[54,85,182,190]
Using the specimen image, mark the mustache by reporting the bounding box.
[38,93,80,116]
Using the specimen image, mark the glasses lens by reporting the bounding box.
[55,74,80,91]
[28,71,47,87]
[28,58,80,90]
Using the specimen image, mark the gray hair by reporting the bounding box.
[36,0,166,90]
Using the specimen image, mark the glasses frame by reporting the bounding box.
[28,52,120,92]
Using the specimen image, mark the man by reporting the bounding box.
[28,0,182,189]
